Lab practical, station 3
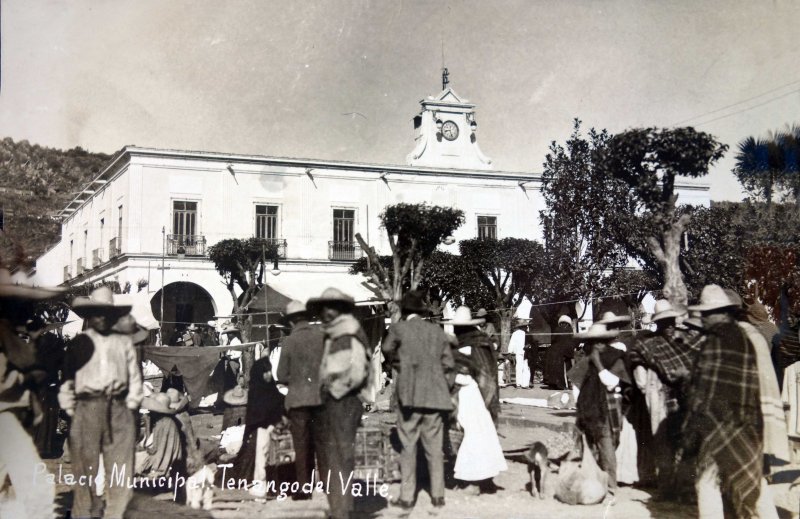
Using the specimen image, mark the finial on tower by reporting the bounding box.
[442,68,449,90]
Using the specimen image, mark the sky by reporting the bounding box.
[1,0,799,201]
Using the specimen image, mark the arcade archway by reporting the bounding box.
[151,281,216,344]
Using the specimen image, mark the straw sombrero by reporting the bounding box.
[0,268,64,300]
[596,311,631,326]
[688,285,737,313]
[442,306,485,326]
[651,300,682,322]
[72,286,132,319]
[574,323,618,341]
[223,386,248,406]
[280,300,308,325]
[142,392,187,415]
[306,287,356,314]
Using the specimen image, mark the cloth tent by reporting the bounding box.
[248,272,383,312]
[143,343,260,408]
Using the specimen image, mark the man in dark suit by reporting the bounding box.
[276,300,326,499]
[382,291,456,511]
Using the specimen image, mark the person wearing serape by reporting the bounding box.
[227,355,285,497]
[276,299,325,499]
[629,300,695,495]
[596,311,641,487]
[307,287,373,519]
[381,291,455,510]
[681,285,766,519]
[725,290,790,478]
[59,286,143,519]
[449,307,500,423]
[574,323,631,504]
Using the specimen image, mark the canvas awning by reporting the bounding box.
[248,272,384,312]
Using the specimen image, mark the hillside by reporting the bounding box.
[0,137,111,268]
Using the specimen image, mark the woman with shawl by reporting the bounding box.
[227,356,285,497]
[447,307,506,493]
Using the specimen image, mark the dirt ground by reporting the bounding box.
[40,384,800,518]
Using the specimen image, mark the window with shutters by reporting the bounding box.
[332,208,355,243]
[172,201,198,237]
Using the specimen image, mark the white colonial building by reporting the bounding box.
[25,79,710,338]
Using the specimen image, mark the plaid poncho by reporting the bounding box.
[683,320,763,518]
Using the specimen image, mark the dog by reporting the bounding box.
[524,442,549,499]
[186,463,216,511]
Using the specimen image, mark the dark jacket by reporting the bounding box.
[383,317,455,410]
[276,322,326,409]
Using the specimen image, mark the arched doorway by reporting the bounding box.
[151,282,216,345]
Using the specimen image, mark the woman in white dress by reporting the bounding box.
[447,307,507,493]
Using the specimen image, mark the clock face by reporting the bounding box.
[441,120,459,141]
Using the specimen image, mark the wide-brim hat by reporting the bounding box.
[557,315,572,326]
[71,286,132,318]
[223,386,248,406]
[399,291,429,314]
[306,287,356,314]
[165,388,189,413]
[142,393,186,415]
[688,284,737,313]
[0,268,65,300]
[575,323,618,341]
[280,300,308,324]
[683,316,704,330]
[442,306,485,326]
[475,308,488,318]
[596,311,631,325]
[186,323,198,331]
[651,299,682,322]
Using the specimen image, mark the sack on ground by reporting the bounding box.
[554,434,608,505]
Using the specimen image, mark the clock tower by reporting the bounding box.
[406,69,493,170]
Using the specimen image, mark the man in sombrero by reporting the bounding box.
[59,285,143,519]
[0,268,63,519]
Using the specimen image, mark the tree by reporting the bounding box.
[455,238,546,352]
[734,135,786,207]
[595,127,728,307]
[353,203,464,322]
[207,237,280,342]
[540,119,640,322]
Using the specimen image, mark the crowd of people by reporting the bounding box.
[1,265,798,519]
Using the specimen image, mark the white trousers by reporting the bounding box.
[515,354,530,388]
[696,462,779,519]
[253,425,273,483]
[0,412,55,519]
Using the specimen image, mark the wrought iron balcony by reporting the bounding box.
[167,234,206,256]
[254,238,287,259]
[328,241,363,261]
[109,237,121,258]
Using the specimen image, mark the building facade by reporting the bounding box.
[25,83,711,337]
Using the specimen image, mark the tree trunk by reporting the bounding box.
[498,308,514,354]
[649,218,690,309]
[388,300,402,324]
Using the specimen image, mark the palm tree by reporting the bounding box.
[777,125,800,207]
[734,135,786,207]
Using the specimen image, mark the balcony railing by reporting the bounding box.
[328,241,363,261]
[76,257,85,275]
[92,248,104,267]
[109,237,121,258]
[255,238,287,259]
[63,266,71,282]
[167,234,206,256]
